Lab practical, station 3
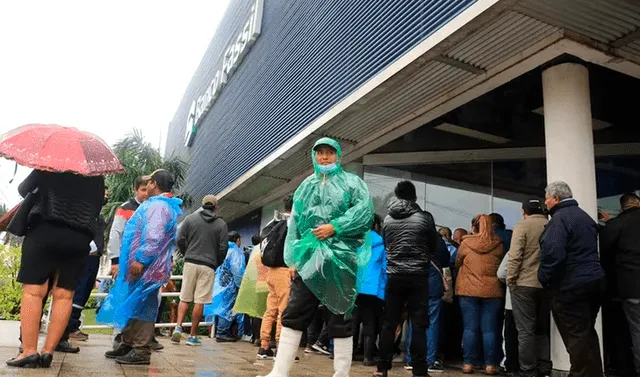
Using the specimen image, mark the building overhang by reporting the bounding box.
[213,0,640,221]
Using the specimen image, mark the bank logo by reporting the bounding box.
[185,0,264,147]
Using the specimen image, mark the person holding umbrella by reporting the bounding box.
[0,124,124,368]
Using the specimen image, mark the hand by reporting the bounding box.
[110,264,119,278]
[599,209,612,222]
[312,224,335,240]
[289,267,296,280]
[129,261,144,278]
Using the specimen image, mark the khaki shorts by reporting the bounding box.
[180,262,215,304]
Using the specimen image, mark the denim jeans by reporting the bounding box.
[405,296,442,366]
[459,296,503,367]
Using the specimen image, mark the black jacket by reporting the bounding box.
[600,207,640,299]
[19,170,104,238]
[177,207,229,270]
[538,199,604,291]
[383,199,440,276]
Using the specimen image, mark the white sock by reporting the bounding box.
[256,327,302,377]
[333,336,353,377]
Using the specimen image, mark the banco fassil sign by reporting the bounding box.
[185,0,264,147]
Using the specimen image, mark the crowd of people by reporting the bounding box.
[6,137,640,377]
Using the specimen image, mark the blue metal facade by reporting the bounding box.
[165,0,478,205]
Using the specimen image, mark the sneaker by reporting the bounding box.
[304,347,314,354]
[429,362,444,373]
[105,345,133,359]
[116,349,151,365]
[404,363,413,370]
[150,338,165,351]
[294,356,300,363]
[68,330,89,342]
[241,335,253,342]
[186,336,202,346]
[171,326,183,343]
[257,347,275,360]
[312,342,330,355]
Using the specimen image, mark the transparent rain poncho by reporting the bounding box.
[284,137,374,315]
[232,245,269,318]
[97,195,183,328]
[204,241,247,323]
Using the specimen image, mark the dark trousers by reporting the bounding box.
[551,279,604,377]
[504,309,520,372]
[442,299,464,361]
[622,299,640,376]
[67,254,101,333]
[603,299,636,377]
[121,319,155,358]
[511,286,551,375]
[352,294,384,350]
[307,306,329,347]
[281,274,352,339]
[377,274,429,376]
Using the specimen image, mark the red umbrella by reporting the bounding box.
[0,124,124,176]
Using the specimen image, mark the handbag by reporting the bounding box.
[431,261,454,304]
[7,188,38,237]
[0,203,20,233]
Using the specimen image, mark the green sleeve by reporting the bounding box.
[330,175,374,237]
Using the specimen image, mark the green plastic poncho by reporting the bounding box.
[284,137,374,315]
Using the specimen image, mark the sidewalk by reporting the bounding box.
[0,332,466,376]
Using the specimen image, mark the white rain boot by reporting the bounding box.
[333,336,354,377]
[256,327,302,377]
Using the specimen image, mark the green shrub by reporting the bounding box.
[85,290,98,309]
[0,245,23,320]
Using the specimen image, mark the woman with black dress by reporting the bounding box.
[7,169,104,368]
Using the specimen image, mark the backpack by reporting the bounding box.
[260,219,288,268]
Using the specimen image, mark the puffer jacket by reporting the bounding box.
[383,199,440,276]
[455,235,504,298]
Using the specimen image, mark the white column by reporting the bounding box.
[542,62,601,374]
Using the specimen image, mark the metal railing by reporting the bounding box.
[43,275,215,337]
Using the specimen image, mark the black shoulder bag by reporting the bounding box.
[7,187,39,237]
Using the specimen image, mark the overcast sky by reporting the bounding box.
[0,0,229,207]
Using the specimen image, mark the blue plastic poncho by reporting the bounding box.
[97,195,183,328]
[204,241,247,323]
[284,137,374,315]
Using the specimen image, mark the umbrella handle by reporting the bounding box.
[8,162,17,184]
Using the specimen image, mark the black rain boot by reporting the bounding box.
[363,336,376,366]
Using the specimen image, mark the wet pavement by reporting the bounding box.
[0,334,466,376]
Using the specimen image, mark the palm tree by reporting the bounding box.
[104,129,190,219]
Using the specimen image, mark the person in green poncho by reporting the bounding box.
[258,137,374,377]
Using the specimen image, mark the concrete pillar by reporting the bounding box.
[542,63,601,375]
